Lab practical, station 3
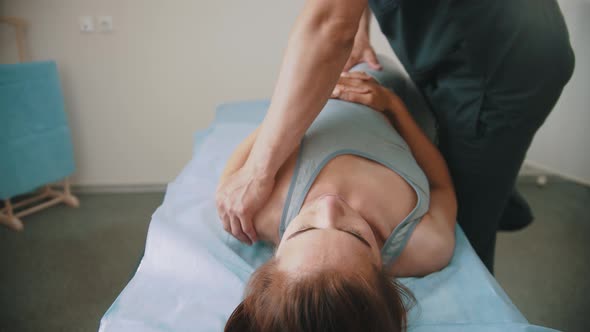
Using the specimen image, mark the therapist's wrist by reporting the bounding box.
[244,158,276,184]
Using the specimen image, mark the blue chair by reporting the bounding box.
[0,17,78,231]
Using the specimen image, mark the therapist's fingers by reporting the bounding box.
[364,48,382,71]
[340,71,373,81]
[240,217,257,245]
[230,215,252,245]
[220,212,231,233]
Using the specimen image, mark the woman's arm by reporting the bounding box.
[384,97,457,276]
[219,127,260,186]
[331,72,457,276]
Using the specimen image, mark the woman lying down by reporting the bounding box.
[216,70,457,332]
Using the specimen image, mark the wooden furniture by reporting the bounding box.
[1,181,80,231]
[0,17,79,231]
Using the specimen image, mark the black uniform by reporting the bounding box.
[367,0,575,272]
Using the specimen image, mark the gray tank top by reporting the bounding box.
[278,63,431,267]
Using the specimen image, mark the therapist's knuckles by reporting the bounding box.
[228,199,250,217]
[229,212,255,239]
[215,186,229,209]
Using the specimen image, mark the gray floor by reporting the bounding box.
[0,193,163,332]
[495,177,590,331]
[0,177,588,332]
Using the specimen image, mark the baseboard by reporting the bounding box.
[68,162,588,193]
[71,183,167,194]
[521,160,590,187]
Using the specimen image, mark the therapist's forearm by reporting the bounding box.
[246,1,367,179]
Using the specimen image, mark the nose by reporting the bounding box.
[318,194,346,222]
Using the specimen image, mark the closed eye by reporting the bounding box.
[286,227,371,249]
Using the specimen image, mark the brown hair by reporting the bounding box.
[225,258,415,332]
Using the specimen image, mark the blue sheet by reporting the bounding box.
[99,99,557,332]
[0,61,75,199]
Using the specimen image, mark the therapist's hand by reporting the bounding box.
[215,165,274,245]
[331,71,396,112]
[342,37,382,72]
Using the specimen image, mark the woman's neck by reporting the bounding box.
[253,181,389,249]
[252,182,341,247]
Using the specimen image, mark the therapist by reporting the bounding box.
[216,0,574,273]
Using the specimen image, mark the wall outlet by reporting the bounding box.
[97,16,113,32]
[79,16,94,32]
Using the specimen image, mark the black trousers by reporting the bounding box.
[435,60,574,273]
[369,0,576,272]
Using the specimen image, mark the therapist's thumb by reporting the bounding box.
[366,49,382,70]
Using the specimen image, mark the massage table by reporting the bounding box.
[99,57,558,332]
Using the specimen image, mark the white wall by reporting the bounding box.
[0,0,307,186]
[1,0,587,186]
[524,0,590,185]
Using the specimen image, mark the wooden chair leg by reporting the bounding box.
[62,178,79,208]
[0,177,79,231]
[0,199,24,231]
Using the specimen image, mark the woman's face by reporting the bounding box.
[275,194,382,275]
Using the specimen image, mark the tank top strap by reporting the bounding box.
[278,97,430,267]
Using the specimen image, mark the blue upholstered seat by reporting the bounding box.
[0,61,75,199]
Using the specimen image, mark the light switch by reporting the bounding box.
[97,16,113,32]
[79,16,94,32]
